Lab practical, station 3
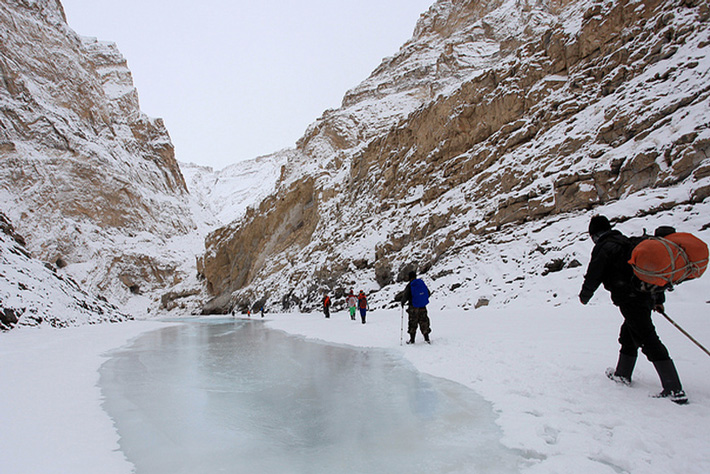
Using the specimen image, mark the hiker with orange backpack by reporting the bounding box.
[579,215,687,404]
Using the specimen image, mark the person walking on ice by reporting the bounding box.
[357,290,368,324]
[578,215,687,404]
[401,271,431,344]
[322,293,331,319]
[346,289,357,321]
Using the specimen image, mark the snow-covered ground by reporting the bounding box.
[0,321,169,474]
[267,291,710,474]
[2,0,709,471]
[2,274,708,473]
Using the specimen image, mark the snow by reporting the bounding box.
[0,218,130,328]
[180,152,289,228]
[0,321,169,474]
[2,276,709,473]
[264,284,710,474]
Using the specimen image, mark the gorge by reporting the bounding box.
[2,0,709,327]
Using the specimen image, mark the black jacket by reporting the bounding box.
[402,281,413,307]
[401,282,412,307]
[580,230,649,306]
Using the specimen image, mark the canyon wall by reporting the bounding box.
[0,0,196,303]
[199,0,710,313]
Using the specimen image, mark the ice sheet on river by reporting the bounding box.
[100,319,522,473]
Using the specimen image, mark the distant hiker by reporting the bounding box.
[346,289,358,321]
[579,215,687,404]
[401,271,431,344]
[357,290,368,324]
[260,306,264,318]
[323,294,331,319]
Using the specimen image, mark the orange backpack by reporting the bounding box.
[628,232,708,288]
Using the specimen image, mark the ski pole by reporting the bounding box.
[400,305,404,346]
[659,310,710,358]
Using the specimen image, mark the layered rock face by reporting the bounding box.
[200,0,710,313]
[0,0,195,301]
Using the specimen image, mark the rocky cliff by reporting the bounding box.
[0,0,197,303]
[1,211,129,329]
[199,0,710,313]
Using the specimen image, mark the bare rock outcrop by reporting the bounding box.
[198,177,318,311]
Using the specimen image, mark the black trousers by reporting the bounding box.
[616,296,670,362]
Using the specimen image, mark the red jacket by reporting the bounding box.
[357,293,367,309]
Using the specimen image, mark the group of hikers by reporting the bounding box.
[322,289,370,323]
[233,307,264,318]
[318,214,704,404]
[322,271,432,344]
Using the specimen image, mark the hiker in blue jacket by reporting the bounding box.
[401,271,431,344]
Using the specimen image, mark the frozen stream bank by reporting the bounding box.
[100,318,521,473]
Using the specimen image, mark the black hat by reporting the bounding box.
[654,226,676,237]
[408,270,417,281]
[588,215,611,236]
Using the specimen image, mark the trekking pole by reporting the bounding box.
[659,310,710,358]
[400,305,404,346]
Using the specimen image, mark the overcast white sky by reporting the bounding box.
[60,0,434,170]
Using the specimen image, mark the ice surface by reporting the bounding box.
[100,319,522,473]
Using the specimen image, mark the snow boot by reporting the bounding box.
[652,389,688,405]
[606,353,636,386]
[424,334,430,344]
[406,335,415,345]
[605,368,631,386]
[652,359,688,405]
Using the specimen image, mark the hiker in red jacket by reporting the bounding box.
[357,291,368,324]
[322,294,331,319]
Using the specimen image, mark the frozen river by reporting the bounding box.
[99,318,521,473]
